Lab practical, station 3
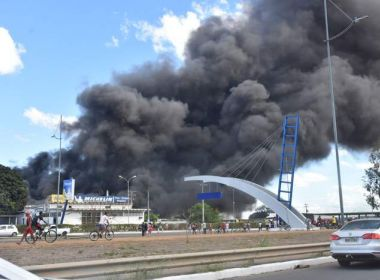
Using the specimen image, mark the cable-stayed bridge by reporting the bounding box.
[184,114,308,229]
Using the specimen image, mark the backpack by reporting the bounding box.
[32,214,39,226]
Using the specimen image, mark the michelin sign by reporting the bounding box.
[63,178,75,201]
[74,195,129,203]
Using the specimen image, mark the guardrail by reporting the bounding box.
[24,242,330,279]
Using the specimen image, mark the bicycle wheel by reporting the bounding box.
[25,233,36,244]
[89,231,99,241]
[105,230,114,240]
[44,230,58,243]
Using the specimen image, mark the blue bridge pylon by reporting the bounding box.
[277,114,300,209]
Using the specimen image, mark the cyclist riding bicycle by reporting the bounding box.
[98,212,110,237]
[32,211,46,235]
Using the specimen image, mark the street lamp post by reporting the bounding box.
[232,189,235,220]
[118,175,137,224]
[201,184,205,224]
[147,186,150,223]
[52,115,62,225]
[323,0,368,225]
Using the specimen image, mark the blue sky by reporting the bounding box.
[0,0,373,214]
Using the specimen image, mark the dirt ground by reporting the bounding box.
[0,230,333,266]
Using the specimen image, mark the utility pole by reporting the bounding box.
[304,203,309,214]
[118,175,137,224]
[232,189,235,220]
[323,0,368,224]
[202,184,205,224]
[52,115,62,225]
[147,186,150,223]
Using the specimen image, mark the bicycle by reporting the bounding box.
[89,224,114,241]
[279,224,291,231]
[26,225,58,244]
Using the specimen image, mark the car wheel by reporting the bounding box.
[338,259,351,267]
[11,232,17,237]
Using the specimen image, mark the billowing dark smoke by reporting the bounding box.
[18,0,380,217]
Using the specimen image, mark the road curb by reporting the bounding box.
[154,256,335,280]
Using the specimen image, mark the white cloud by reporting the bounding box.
[294,172,328,188]
[355,162,372,171]
[132,1,244,60]
[120,18,130,37]
[0,27,25,75]
[134,11,201,60]
[14,134,30,143]
[105,35,119,48]
[24,107,77,129]
[341,160,352,167]
[339,148,349,157]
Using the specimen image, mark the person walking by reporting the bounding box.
[208,223,213,234]
[142,222,148,236]
[265,219,270,231]
[17,211,35,245]
[201,222,207,234]
[148,223,153,236]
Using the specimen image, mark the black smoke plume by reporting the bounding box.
[18,0,380,217]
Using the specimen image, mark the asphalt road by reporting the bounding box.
[226,261,380,280]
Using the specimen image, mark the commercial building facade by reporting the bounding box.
[22,194,146,225]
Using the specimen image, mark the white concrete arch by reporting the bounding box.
[184,175,307,229]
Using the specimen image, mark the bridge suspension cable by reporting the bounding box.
[221,125,282,181]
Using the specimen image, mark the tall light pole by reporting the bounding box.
[201,184,205,224]
[118,175,137,224]
[323,0,368,224]
[232,189,235,220]
[52,115,62,225]
[147,186,150,223]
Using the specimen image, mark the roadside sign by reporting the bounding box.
[197,192,223,200]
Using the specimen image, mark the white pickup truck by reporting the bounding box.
[49,225,71,237]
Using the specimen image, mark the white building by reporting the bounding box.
[23,194,146,225]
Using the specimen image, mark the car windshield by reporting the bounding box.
[341,220,380,230]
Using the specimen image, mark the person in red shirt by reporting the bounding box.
[17,211,35,245]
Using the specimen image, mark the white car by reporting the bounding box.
[0,225,18,237]
[49,225,70,237]
[330,218,380,266]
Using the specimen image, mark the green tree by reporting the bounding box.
[188,203,221,223]
[249,205,273,220]
[363,149,380,209]
[144,212,160,223]
[0,164,28,214]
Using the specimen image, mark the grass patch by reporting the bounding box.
[257,238,270,247]
[104,251,118,257]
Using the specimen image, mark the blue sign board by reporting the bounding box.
[197,192,223,200]
[63,178,75,201]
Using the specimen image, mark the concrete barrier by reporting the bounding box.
[24,242,330,279]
